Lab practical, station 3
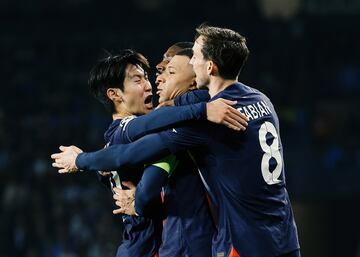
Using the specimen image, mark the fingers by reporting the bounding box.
[222,120,241,131]
[113,187,123,194]
[59,145,70,151]
[228,108,248,125]
[113,192,125,200]
[218,98,237,106]
[226,111,248,128]
[223,116,245,131]
[113,207,124,215]
[52,162,64,168]
[51,153,63,159]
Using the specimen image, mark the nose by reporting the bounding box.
[156,73,166,88]
[189,56,194,65]
[144,80,152,92]
[156,61,166,74]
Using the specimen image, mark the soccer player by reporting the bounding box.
[155,42,194,77]
[54,47,248,256]
[113,47,215,257]
[53,25,300,257]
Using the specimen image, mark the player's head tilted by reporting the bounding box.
[190,24,250,88]
[155,42,193,86]
[88,49,153,117]
[156,48,197,103]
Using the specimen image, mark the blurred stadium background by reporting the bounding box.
[1,0,359,256]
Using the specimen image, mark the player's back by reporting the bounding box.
[190,83,300,257]
[104,119,162,257]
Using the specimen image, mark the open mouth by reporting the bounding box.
[144,94,153,109]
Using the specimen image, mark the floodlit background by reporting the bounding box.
[1,0,359,256]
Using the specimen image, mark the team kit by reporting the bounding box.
[51,25,301,257]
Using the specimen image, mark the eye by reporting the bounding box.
[169,71,175,75]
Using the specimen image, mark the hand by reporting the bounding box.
[51,145,83,173]
[156,99,175,109]
[113,181,137,216]
[206,98,248,131]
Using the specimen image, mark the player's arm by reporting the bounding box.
[113,155,177,217]
[51,123,205,173]
[125,98,248,142]
[125,103,206,142]
[136,155,177,216]
[74,134,171,172]
[174,89,210,106]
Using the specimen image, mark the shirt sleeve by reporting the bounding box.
[174,89,210,106]
[158,121,208,154]
[123,103,206,142]
[134,163,170,218]
[147,155,178,177]
[76,123,207,172]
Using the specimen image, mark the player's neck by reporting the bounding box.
[208,77,237,97]
[112,108,133,120]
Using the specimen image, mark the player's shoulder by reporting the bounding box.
[119,115,137,130]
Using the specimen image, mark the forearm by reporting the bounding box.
[76,134,171,172]
[135,165,167,218]
[126,103,206,141]
[174,89,210,106]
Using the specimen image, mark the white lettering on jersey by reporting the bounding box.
[237,101,272,121]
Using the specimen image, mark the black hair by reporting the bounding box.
[173,41,194,49]
[195,24,249,80]
[175,48,193,59]
[88,49,149,113]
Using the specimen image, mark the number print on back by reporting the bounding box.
[258,121,283,185]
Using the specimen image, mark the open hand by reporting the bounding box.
[206,98,248,131]
[51,145,83,173]
[112,181,137,216]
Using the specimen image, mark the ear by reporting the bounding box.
[106,88,123,102]
[207,60,218,76]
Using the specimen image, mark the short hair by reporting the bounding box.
[88,49,150,113]
[195,24,249,80]
[173,41,194,50]
[175,48,193,59]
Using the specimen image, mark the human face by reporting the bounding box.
[155,45,181,88]
[156,45,181,75]
[189,36,210,88]
[120,64,153,116]
[156,55,196,103]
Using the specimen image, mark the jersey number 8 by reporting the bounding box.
[258,121,283,185]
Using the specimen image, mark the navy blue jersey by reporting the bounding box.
[159,152,214,257]
[101,103,208,257]
[159,83,300,257]
[103,119,162,257]
[77,83,300,257]
[120,96,214,257]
